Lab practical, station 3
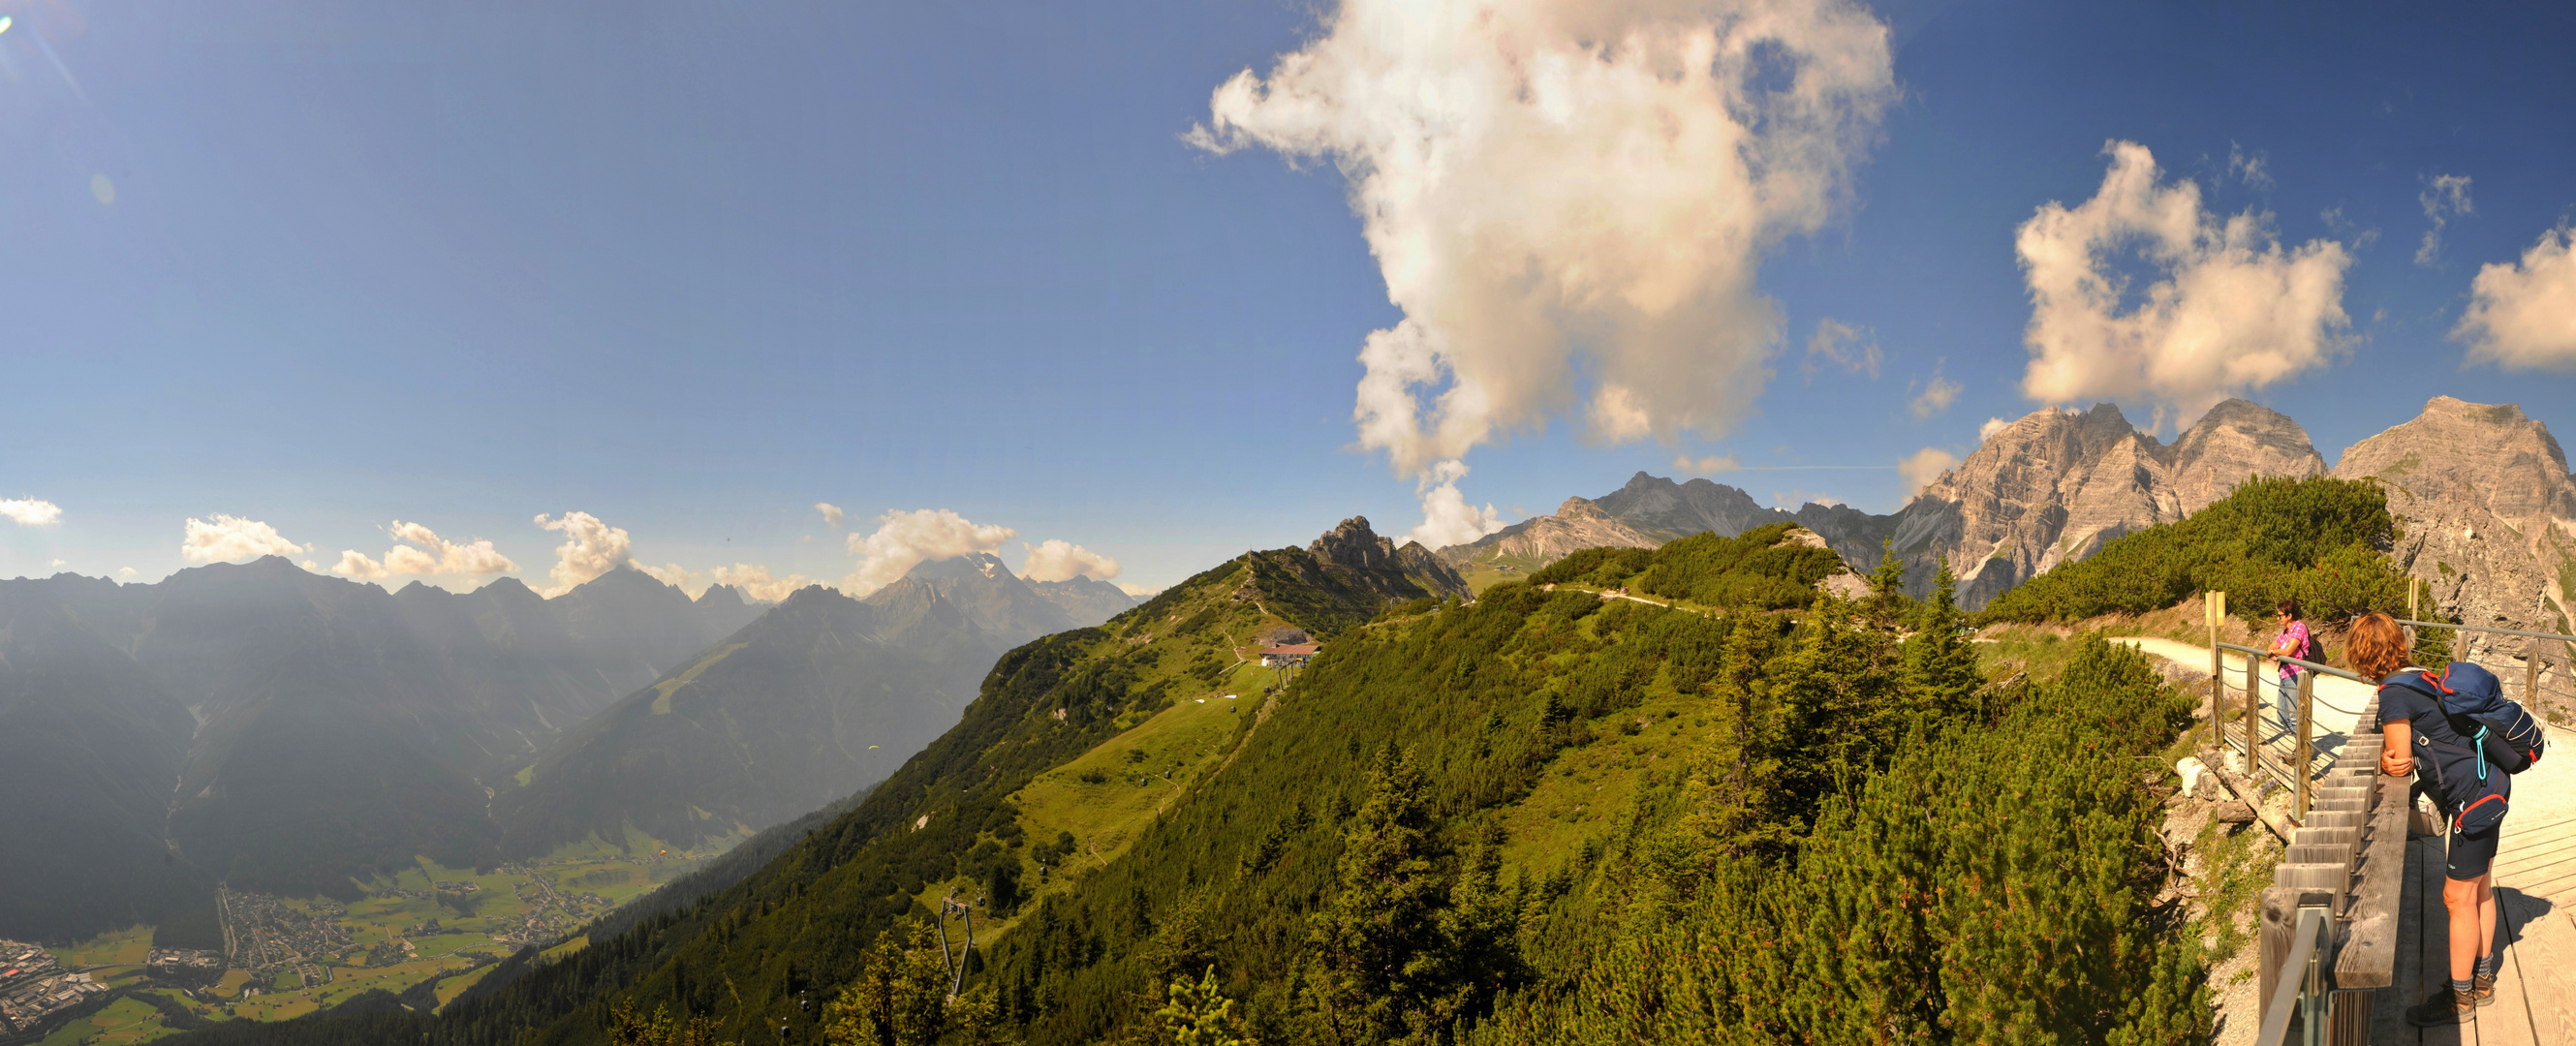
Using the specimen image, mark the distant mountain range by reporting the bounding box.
[494,552,1109,859]
[0,562,760,941]
[1443,396,2574,636]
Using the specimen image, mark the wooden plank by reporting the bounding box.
[2422,838,2471,1046]
[2472,886,2537,1046]
[2343,772,2413,990]
[2378,837,2429,1045]
[2497,888,2576,1044]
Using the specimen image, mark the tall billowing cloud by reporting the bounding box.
[334,520,519,582]
[1,498,63,526]
[711,564,819,603]
[2016,141,2353,425]
[842,509,1017,596]
[1404,461,1506,549]
[1190,0,1897,480]
[2454,226,2576,373]
[1020,539,1121,583]
[1897,447,1959,498]
[181,514,310,564]
[534,511,636,596]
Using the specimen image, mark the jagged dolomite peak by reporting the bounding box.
[2333,397,2576,643]
[1898,399,2326,609]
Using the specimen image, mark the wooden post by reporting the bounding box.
[2209,591,2223,732]
[2248,647,2262,774]
[2297,671,2315,822]
[2408,576,2419,621]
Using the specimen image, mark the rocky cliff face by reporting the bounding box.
[2332,397,2576,661]
[1883,399,2327,609]
[1440,496,1660,569]
[1309,516,1472,597]
[1439,398,2331,611]
[1592,473,1793,539]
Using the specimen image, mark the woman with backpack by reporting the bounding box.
[2357,611,2507,1025]
[2269,599,2315,737]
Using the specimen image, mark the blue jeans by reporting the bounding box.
[2276,673,2300,735]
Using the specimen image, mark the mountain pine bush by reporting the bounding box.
[1977,476,2417,627]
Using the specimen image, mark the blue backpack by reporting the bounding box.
[2387,662,2547,781]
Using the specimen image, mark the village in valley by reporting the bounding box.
[0,835,722,1044]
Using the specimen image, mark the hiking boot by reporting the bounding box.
[2407,985,2477,1026]
[2474,971,2497,1006]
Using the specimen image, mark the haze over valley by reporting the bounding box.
[5,0,2575,1042]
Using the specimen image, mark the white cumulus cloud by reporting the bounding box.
[116,567,137,579]
[1191,0,1897,477]
[842,508,1017,596]
[1,498,62,527]
[1117,583,1162,599]
[2454,225,2576,373]
[2016,140,2353,425]
[1021,539,1122,583]
[533,511,636,596]
[333,520,519,583]
[1977,416,2012,443]
[181,514,310,564]
[710,564,818,603]
[1403,460,1506,549]
[816,502,846,527]
[1898,447,1959,499]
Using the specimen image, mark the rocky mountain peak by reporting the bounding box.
[2332,396,2576,640]
[1310,516,1399,570]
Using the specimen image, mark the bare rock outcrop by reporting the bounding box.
[1893,399,2325,609]
[1440,496,1660,569]
[2331,397,2576,654]
[1306,516,1471,599]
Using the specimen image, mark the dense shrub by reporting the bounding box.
[1530,522,1845,611]
[1978,476,2413,627]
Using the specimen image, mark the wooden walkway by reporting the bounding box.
[2380,812,2576,1044]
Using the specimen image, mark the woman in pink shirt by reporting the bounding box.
[2269,599,2312,734]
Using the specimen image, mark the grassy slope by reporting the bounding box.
[147,544,1452,1046]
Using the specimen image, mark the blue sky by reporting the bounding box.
[3,0,2572,595]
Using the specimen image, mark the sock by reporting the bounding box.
[2453,976,2474,997]
[2476,953,2497,977]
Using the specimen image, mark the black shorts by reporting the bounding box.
[2447,820,2504,880]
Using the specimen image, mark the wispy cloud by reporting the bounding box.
[2416,174,2472,267]
[815,502,845,527]
[1908,367,1961,420]
[1805,319,1882,380]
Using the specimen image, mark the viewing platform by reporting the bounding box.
[2132,597,2576,1045]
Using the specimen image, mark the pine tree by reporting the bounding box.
[1899,563,1982,725]
[1155,967,1248,1046]
[822,918,955,1046]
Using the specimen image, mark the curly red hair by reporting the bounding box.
[2348,611,2411,681]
